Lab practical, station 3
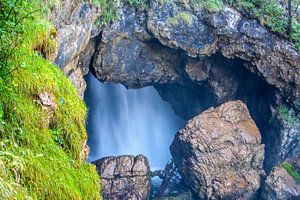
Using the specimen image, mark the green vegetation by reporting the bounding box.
[278,105,299,125]
[192,0,224,12]
[168,12,194,25]
[224,0,300,50]
[93,0,147,26]
[281,162,300,183]
[0,0,100,199]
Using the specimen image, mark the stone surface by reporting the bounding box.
[262,165,300,200]
[147,0,300,104]
[93,155,151,200]
[152,160,188,199]
[89,0,300,169]
[92,4,180,88]
[170,100,265,200]
[50,0,100,96]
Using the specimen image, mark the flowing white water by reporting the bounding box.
[85,73,184,170]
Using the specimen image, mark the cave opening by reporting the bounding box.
[85,52,280,174]
[84,73,185,170]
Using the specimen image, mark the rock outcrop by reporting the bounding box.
[262,165,300,200]
[147,0,300,104]
[92,5,180,88]
[93,155,151,200]
[170,100,265,199]
[50,0,100,97]
[89,1,300,167]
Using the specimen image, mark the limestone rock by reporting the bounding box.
[147,0,300,104]
[170,100,265,199]
[93,155,151,200]
[262,165,300,200]
[92,4,180,88]
[50,0,100,96]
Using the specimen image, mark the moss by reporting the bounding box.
[177,12,194,24]
[192,0,224,12]
[168,17,179,26]
[281,162,300,183]
[168,12,194,26]
[278,105,298,125]
[0,0,100,199]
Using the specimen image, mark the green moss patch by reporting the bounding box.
[0,0,100,199]
[281,162,300,183]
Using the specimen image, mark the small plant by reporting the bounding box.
[177,12,194,24]
[191,0,224,12]
[281,161,300,183]
[224,0,300,51]
[278,105,298,125]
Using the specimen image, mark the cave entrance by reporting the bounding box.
[84,73,184,170]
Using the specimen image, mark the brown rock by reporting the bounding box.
[262,165,300,200]
[170,100,265,200]
[93,155,151,200]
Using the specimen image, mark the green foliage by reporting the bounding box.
[192,0,224,12]
[127,0,145,5]
[0,0,100,199]
[281,162,300,183]
[92,0,147,26]
[278,105,298,125]
[92,0,119,26]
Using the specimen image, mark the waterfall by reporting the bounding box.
[85,73,184,170]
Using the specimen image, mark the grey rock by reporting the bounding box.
[147,0,300,104]
[50,0,100,96]
[262,165,300,200]
[93,155,151,200]
[92,5,180,88]
[170,100,265,200]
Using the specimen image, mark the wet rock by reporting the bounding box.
[170,100,265,200]
[52,1,98,69]
[147,0,300,104]
[68,39,98,98]
[93,155,151,200]
[50,0,100,96]
[153,160,188,199]
[262,165,300,200]
[92,4,180,88]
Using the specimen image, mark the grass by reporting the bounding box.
[93,0,147,26]
[0,0,101,199]
[281,162,300,183]
[192,0,224,12]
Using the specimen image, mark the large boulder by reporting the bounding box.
[170,100,265,199]
[93,155,151,200]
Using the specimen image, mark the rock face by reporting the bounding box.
[89,1,300,168]
[50,0,100,97]
[262,165,300,200]
[147,0,300,104]
[170,100,265,199]
[93,155,151,200]
[92,5,180,88]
